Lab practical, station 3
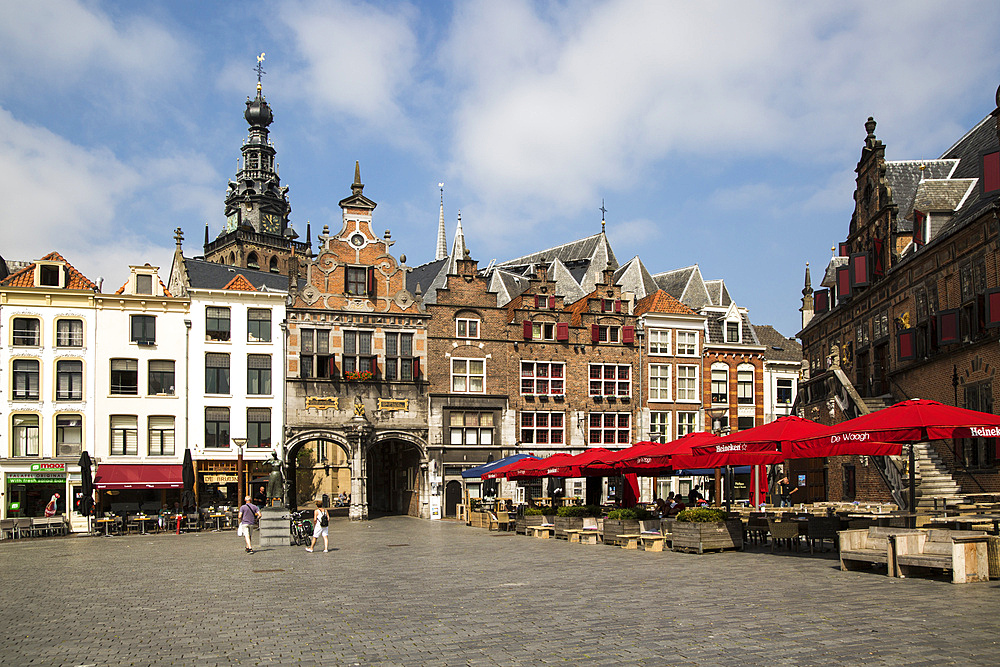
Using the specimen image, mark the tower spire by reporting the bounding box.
[435,183,447,261]
[600,199,607,233]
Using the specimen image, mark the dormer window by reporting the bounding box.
[135,274,153,295]
[726,321,740,343]
[35,263,64,288]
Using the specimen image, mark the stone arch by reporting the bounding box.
[365,430,429,518]
[269,256,280,273]
[247,251,260,270]
[284,430,353,509]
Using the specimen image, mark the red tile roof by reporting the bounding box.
[0,252,97,290]
[222,274,257,291]
[634,290,697,316]
[113,278,173,297]
[566,290,597,326]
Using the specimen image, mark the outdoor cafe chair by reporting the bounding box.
[184,513,201,532]
[767,519,802,553]
[0,518,16,540]
[14,517,34,538]
[806,516,841,554]
[747,515,770,546]
[489,511,512,532]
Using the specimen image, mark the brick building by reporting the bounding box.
[797,84,1000,505]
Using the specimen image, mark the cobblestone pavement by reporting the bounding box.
[1,517,997,666]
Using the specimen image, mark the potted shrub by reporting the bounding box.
[518,506,555,534]
[671,508,743,553]
[602,507,650,546]
[554,505,601,539]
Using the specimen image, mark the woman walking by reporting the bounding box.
[306,502,329,553]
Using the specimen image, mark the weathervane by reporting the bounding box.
[255,52,266,91]
[600,199,607,232]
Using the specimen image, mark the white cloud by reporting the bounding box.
[279,0,420,134]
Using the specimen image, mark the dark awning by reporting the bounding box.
[94,464,183,490]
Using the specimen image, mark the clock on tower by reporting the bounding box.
[261,213,280,235]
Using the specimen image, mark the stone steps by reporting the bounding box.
[913,443,965,508]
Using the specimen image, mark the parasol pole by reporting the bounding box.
[908,443,917,528]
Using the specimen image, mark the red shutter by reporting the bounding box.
[523,320,532,340]
[622,325,635,344]
[534,295,539,308]
[987,288,1000,328]
[872,238,884,278]
[814,289,829,314]
[914,211,926,246]
[836,265,852,301]
[328,356,338,377]
[591,324,600,342]
[600,300,607,313]
[556,322,569,341]
[838,242,849,257]
[367,266,376,299]
[984,151,1000,193]
[850,253,869,288]
[548,296,555,309]
[897,329,916,361]
[614,299,621,313]
[412,357,420,380]
[938,310,959,345]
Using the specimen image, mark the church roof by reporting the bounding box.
[497,232,618,275]
[0,251,97,290]
[652,265,713,310]
[613,256,659,301]
[407,257,448,304]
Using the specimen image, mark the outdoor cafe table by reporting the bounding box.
[926,514,1000,533]
[94,517,116,536]
[134,515,157,534]
[209,513,228,531]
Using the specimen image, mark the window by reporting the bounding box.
[649,411,670,443]
[677,365,699,402]
[589,364,630,398]
[246,252,260,270]
[37,264,61,286]
[206,307,231,341]
[247,354,272,395]
[711,366,728,404]
[594,325,620,344]
[130,315,156,345]
[248,309,271,342]
[676,331,698,356]
[205,408,230,448]
[269,256,279,273]
[677,412,697,438]
[649,329,670,355]
[456,318,479,339]
[776,378,793,405]
[13,359,40,400]
[299,329,332,379]
[110,415,138,456]
[961,381,996,469]
[56,319,83,347]
[343,330,375,375]
[737,416,755,431]
[649,364,671,401]
[55,414,82,456]
[12,317,40,346]
[56,359,83,401]
[247,408,271,448]
[521,361,565,396]
[449,411,494,445]
[520,411,564,444]
[737,367,754,405]
[346,266,368,296]
[148,360,175,395]
[452,358,485,393]
[726,321,740,343]
[135,274,153,295]
[148,416,175,456]
[205,353,230,394]
[532,322,555,340]
[11,414,39,456]
[110,358,138,395]
[588,412,631,446]
[385,332,414,381]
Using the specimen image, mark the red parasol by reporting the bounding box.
[793,399,1000,454]
[616,432,722,473]
[481,455,538,480]
[693,415,828,455]
[543,448,614,477]
[578,442,659,475]
[502,453,575,480]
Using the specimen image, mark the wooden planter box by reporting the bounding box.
[554,516,585,539]
[671,520,743,553]
[517,514,554,535]
[602,519,641,546]
[469,511,490,529]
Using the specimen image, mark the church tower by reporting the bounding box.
[203,55,310,273]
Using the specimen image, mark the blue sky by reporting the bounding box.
[1,1,998,337]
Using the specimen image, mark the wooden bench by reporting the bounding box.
[527,524,555,539]
[894,529,990,584]
[564,529,599,545]
[618,533,641,550]
[639,534,669,552]
[839,527,921,574]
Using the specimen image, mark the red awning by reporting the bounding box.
[94,464,184,490]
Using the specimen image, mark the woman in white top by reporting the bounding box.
[306,503,329,553]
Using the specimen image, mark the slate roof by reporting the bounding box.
[753,324,803,363]
[488,269,530,307]
[705,311,761,347]
[407,257,448,304]
[652,265,713,310]
[703,279,731,308]
[497,232,618,274]
[634,290,697,317]
[183,257,291,292]
[884,159,957,228]
[613,256,659,301]
[927,113,1000,238]
[0,251,97,290]
[912,178,977,212]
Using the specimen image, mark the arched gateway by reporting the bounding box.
[284,428,428,520]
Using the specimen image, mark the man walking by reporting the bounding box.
[238,495,261,553]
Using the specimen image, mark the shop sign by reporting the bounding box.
[7,473,66,483]
[306,396,339,410]
[31,462,66,473]
[377,398,408,412]
[204,474,237,484]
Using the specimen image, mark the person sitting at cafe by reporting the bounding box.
[654,497,669,517]
[667,495,686,517]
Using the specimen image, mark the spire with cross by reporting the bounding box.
[600,199,607,232]
[255,52,266,93]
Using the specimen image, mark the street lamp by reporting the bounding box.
[232,438,247,504]
[706,408,729,509]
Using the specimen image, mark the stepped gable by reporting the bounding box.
[0,251,97,290]
[115,277,172,296]
[565,288,598,326]
[634,289,697,316]
[753,324,803,363]
[613,256,659,301]
[182,257,292,292]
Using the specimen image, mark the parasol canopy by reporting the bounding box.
[543,448,614,477]
[77,451,94,516]
[501,453,575,480]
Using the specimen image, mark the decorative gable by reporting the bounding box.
[223,274,258,291]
